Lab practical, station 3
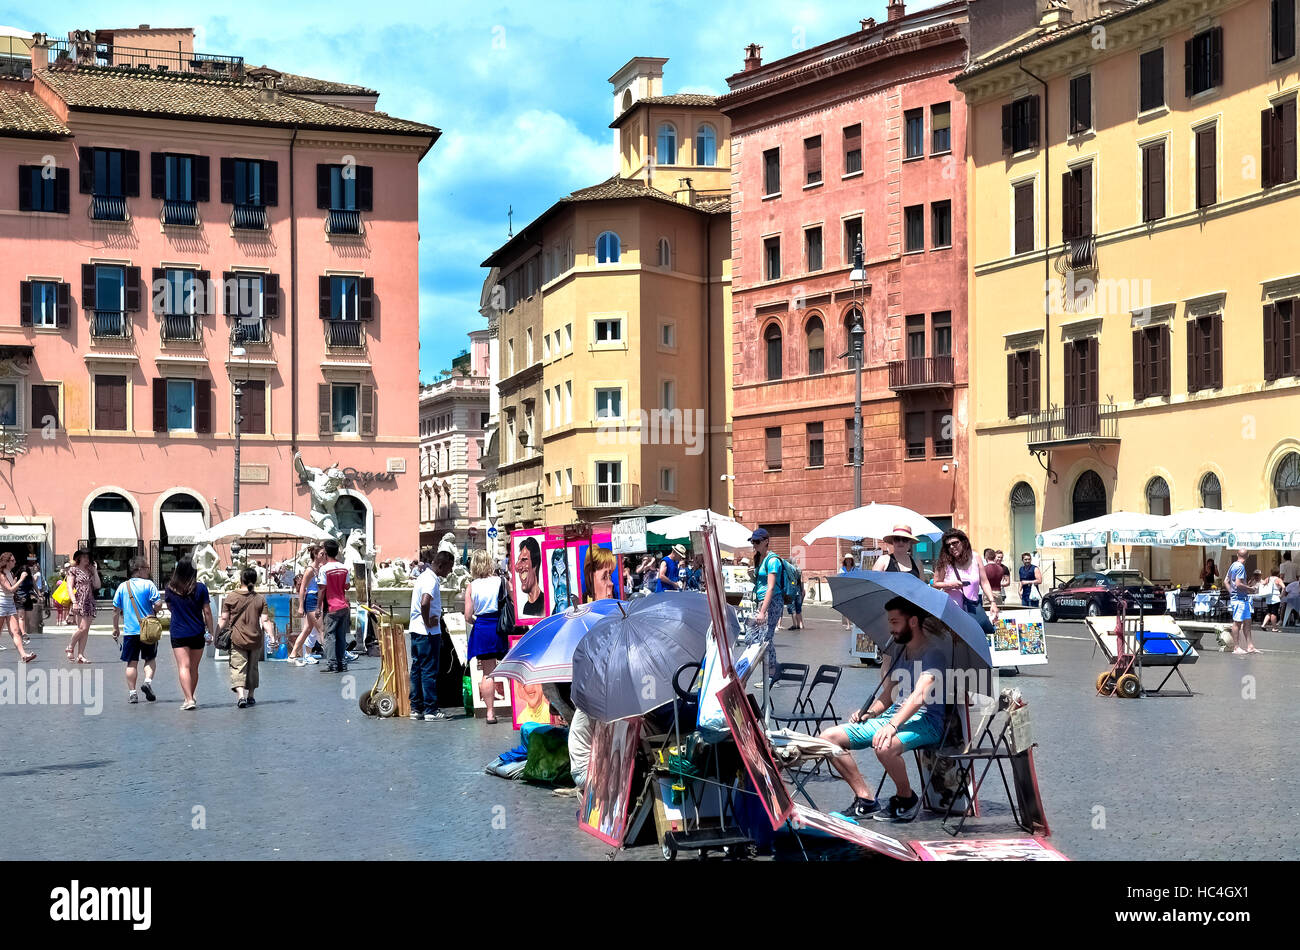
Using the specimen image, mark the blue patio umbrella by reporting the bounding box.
[829,570,993,674]
[571,592,739,723]
[495,600,624,686]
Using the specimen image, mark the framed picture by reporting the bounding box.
[788,804,919,861]
[507,634,562,729]
[510,530,548,624]
[716,679,792,830]
[910,836,1066,861]
[579,717,641,846]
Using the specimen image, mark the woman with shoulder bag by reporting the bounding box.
[163,558,213,711]
[933,528,1000,636]
[219,567,275,709]
[464,549,509,724]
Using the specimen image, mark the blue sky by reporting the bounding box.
[8,0,920,381]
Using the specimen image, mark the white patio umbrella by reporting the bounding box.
[1036,511,1177,549]
[647,509,753,550]
[1224,507,1300,550]
[801,502,944,546]
[197,507,332,545]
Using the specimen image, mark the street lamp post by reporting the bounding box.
[231,344,248,516]
[849,240,867,565]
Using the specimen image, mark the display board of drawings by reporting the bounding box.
[990,606,1048,667]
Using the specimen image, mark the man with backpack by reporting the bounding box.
[750,528,786,691]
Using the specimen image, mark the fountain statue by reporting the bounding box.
[293,452,346,539]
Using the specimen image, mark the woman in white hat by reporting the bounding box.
[872,525,923,578]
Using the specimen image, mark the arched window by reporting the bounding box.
[596,231,620,264]
[1199,472,1222,509]
[658,237,671,268]
[1145,476,1171,516]
[1274,451,1300,507]
[657,123,677,165]
[159,492,206,583]
[696,124,717,166]
[805,315,825,375]
[1010,482,1037,559]
[621,90,632,113]
[88,491,138,593]
[764,323,783,381]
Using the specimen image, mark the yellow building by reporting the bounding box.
[484,58,734,531]
[957,0,1300,584]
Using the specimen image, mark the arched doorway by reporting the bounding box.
[1072,470,1107,573]
[158,493,206,585]
[1145,476,1171,581]
[1273,452,1300,507]
[1010,482,1037,560]
[87,492,138,596]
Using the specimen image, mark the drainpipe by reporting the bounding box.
[1018,60,1050,407]
[289,127,299,453]
[704,213,713,509]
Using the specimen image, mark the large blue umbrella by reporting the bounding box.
[495,600,624,686]
[829,570,993,673]
[571,592,738,723]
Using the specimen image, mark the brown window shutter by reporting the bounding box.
[150,153,165,199]
[360,385,375,436]
[1263,107,1277,188]
[1001,103,1013,152]
[1210,314,1223,388]
[151,268,165,314]
[319,384,332,434]
[316,164,331,209]
[1027,95,1040,148]
[1158,324,1171,396]
[805,136,822,183]
[194,156,210,203]
[125,267,141,312]
[57,282,72,327]
[19,281,32,326]
[223,271,238,317]
[1133,331,1146,400]
[195,270,211,314]
[1079,164,1093,236]
[1061,171,1076,241]
[1029,349,1041,412]
[1291,301,1300,375]
[124,150,140,197]
[195,379,212,433]
[1186,320,1199,393]
[1142,146,1153,220]
[55,167,70,214]
[153,379,167,432]
[81,264,97,310]
[1087,337,1099,404]
[358,277,374,320]
[1282,100,1298,183]
[220,157,234,204]
[1007,353,1018,417]
[1148,143,1165,220]
[264,274,280,318]
[242,380,266,434]
[263,161,278,206]
[1209,26,1223,88]
[356,165,373,212]
[319,276,332,319]
[79,148,94,194]
[18,165,31,211]
[1184,38,1194,97]
[1263,303,1278,381]
[1196,127,1216,208]
[1014,183,1033,253]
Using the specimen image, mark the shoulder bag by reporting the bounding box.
[495,575,517,637]
[128,581,164,646]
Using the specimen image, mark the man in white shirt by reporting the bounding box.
[1280,551,1298,587]
[408,551,454,721]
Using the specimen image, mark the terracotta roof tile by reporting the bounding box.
[610,92,719,128]
[0,87,71,139]
[37,66,436,137]
[561,175,680,206]
[249,66,378,97]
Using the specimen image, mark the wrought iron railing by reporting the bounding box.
[91,309,129,339]
[326,209,362,235]
[161,313,200,342]
[231,204,268,230]
[91,195,128,221]
[326,319,366,350]
[48,39,244,81]
[161,199,198,226]
[572,483,640,510]
[232,319,268,344]
[1027,401,1118,447]
[887,355,955,391]
[1055,235,1097,273]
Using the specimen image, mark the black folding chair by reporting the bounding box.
[772,664,842,736]
[765,662,809,722]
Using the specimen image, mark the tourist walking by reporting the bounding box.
[982,548,1008,605]
[64,550,100,664]
[163,558,213,710]
[933,529,1000,635]
[112,556,163,704]
[872,526,923,578]
[1225,548,1256,655]
[318,538,352,673]
[290,544,325,665]
[0,553,35,662]
[409,550,454,722]
[1261,567,1284,631]
[465,549,510,724]
[749,528,785,689]
[1017,552,1043,605]
[220,567,276,708]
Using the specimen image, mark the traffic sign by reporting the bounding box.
[487,527,498,539]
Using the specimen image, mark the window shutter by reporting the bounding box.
[1186,320,1199,393]
[1149,143,1165,220]
[196,270,211,314]
[358,277,374,320]
[263,161,278,206]
[360,385,375,436]
[1282,100,1298,183]
[1142,146,1153,220]
[1211,314,1223,389]
[1026,96,1041,149]
[223,271,238,317]
[1007,353,1017,417]
[318,276,332,318]
[1014,183,1033,252]
[81,264,96,310]
[57,283,71,327]
[125,150,140,197]
[805,137,822,183]
[1184,39,1194,97]
[125,267,141,312]
[54,167,70,214]
[319,384,332,434]
[18,166,31,211]
[1209,26,1223,88]
[1029,349,1041,412]
[150,153,165,199]
[1263,303,1278,381]
[19,281,32,325]
[1277,0,1297,61]
[243,380,266,434]
[1079,164,1093,236]
[264,273,280,317]
[1001,103,1013,152]
[1061,171,1076,241]
[1073,74,1091,133]
[220,157,234,203]
[153,379,167,432]
[1158,324,1171,396]
[151,268,165,314]
[1087,337,1099,404]
[79,148,94,193]
[194,156,210,202]
[1292,302,1300,375]
[1196,127,1216,208]
[357,165,373,211]
[1263,107,1277,188]
[1133,331,1146,400]
[316,164,330,209]
[195,379,212,433]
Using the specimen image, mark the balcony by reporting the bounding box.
[91,195,128,222]
[161,199,199,227]
[231,204,268,231]
[232,318,269,345]
[48,38,245,80]
[161,313,201,342]
[888,356,955,392]
[1056,235,1097,273]
[572,483,641,511]
[326,209,363,236]
[90,309,130,340]
[1026,402,1119,449]
[325,319,366,353]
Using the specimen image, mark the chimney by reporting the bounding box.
[1039,0,1075,30]
[743,43,762,71]
[860,17,877,30]
[1096,0,1133,14]
[887,0,906,22]
[678,177,696,206]
[29,32,49,71]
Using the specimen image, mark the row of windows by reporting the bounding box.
[1005,298,1300,417]
[655,123,720,167]
[758,309,953,382]
[502,232,678,312]
[762,413,954,472]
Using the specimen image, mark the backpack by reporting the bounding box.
[765,555,802,606]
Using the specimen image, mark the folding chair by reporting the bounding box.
[1131,615,1197,697]
[873,702,966,812]
[765,662,810,722]
[772,664,842,736]
[939,698,1028,835]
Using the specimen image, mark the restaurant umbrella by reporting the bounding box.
[495,600,624,686]
[801,502,945,546]
[571,592,738,723]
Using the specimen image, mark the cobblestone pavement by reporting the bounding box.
[3,608,1298,861]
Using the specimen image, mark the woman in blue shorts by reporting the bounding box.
[163,558,213,711]
[291,545,325,665]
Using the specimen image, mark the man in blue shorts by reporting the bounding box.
[1225,548,1257,655]
[112,556,163,704]
[819,596,953,822]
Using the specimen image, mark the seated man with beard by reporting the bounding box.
[819,597,953,823]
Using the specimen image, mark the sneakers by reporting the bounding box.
[423,710,447,722]
[338,664,348,673]
[127,691,139,704]
[321,664,338,673]
[295,656,320,667]
[246,696,256,706]
[872,792,921,823]
[843,796,880,819]
[140,681,156,702]
[344,651,359,661]
[410,711,423,720]
[237,697,248,708]
[180,700,197,711]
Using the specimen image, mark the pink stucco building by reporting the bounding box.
[0,29,437,593]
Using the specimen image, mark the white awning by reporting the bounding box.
[162,510,207,545]
[0,523,46,543]
[91,510,138,547]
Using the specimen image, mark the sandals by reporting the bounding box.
[75,656,90,664]
[21,652,36,663]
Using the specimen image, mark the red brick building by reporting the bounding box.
[718,0,971,575]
